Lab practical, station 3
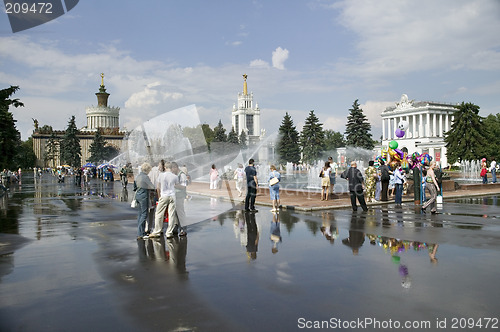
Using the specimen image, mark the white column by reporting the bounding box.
[412,114,416,138]
[432,113,437,137]
[418,114,423,138]
[382,118,386,140]
[439,113,443,137]
[426,113,430,137]
[387,117,391,140]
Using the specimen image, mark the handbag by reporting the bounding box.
[131,191,138,208]
[269,177,279,186]
[480,168,487,177]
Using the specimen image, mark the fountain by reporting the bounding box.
[458,160,482,182]
[286,162,293,176]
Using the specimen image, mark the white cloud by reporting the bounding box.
[250,59,270,68]
[272,47,289,70]
[335,0,500,77]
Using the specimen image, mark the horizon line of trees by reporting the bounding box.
[2,86,499,170]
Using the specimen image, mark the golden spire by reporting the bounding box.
[100,73,105,86]
[243,74,248,95]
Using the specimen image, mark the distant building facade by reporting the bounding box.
[32,74,126,167]
[381,94,457,167]
[232,74,264,145]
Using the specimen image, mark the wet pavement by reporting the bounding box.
[1,175,500,331]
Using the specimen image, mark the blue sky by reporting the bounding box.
[1,0,500,140]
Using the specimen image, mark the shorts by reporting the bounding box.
[321,177,330,187]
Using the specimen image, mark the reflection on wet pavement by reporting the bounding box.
[1,175,499,331]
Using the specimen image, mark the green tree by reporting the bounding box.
[201,123,214,151]
[344,99,374,150]
[323,129,345,161]
[277,112,301,164]
[239,130,247,149]
[300,110,324,164]
[0,86,23,170]
[88,129,107,163]
[14,138,37,169]
[444,102,487,163]
[60,115,81,167]
[213,120,227,142]
[227,126,239,144]
[483,113,500,162]
[44,132,59,168]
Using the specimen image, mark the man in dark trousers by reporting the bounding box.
[244,159,258,212]
[379,159,391,201]
[341,161,368,212]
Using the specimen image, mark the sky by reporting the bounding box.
[1,0,500,141]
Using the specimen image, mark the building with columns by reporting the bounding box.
[381,94,457,167]
[32,74,126,167]
[232,74,263,145]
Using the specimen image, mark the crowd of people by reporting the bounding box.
[132,160,189,241]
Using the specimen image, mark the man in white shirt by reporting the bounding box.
[149,162,185,239]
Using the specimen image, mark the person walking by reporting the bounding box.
[379,160,391,201]
[364,160,377,203]
[480,158,488,184]
[268,165,281,212]
[341,161,368,212]
[244,159,258,212]
[393,162,405,208]
[490,158,497,183]
[421,161,440,214]
[320,161,331,201]
[209,164,219,189]
[234,163,246,196]
[119,165,128,187]
[133,163,155,240]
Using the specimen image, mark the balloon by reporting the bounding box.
[395,128,405,138]
[398,120,409,131]
[389,140,398,149]
[394,148,404,159]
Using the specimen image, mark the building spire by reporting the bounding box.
[96,73,109,107]
[243,74,248,95]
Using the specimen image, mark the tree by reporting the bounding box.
[323,129,345,161]
[60,115,81,167]
[44,132,59,168]
[444,102,487,163]
[227,126,239,145]
[14,138,37,169]
[277,112,301,164]
[483,113,500,162]
[300,110,324,164]
[213,120,227,142]
[239,130,247,149]
[201,123,214,151]
[344,99,374,150]
[88,129,107,163]
[0,86,23,170]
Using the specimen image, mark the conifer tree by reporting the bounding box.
[60,115,81,167]
[300,110,324,164]
[227,126,239,144]
[88,129,107,163]
[213,120,227,142]
[0,86,23,170]
[44,131,59,168]
[277,112,301,164]
[344,99,374,150]
[444,102,487,163]
[238,130,247,149]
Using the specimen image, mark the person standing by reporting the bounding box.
[379,160,391,201]
[119,165,128,187]
[234,163,246,197]
[150,162,185,239]
[341,161,368,212]
[328,157,338,197]
[209,164,219,189]
[133,163,155,240]
[364,160,377,203]
[393,162,405,208]
[320,161,331,201]
[172,161,188,233]
[244,159,258,212]
[480,158,488,184]
[268,165,281,212]
[490,158,497,183]
[421,161,440,214]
